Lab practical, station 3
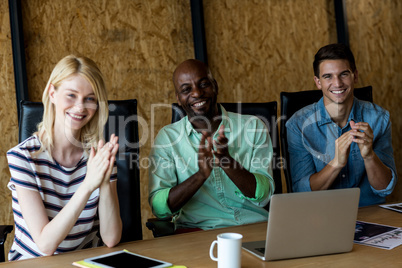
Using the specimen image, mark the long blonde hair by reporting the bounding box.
[36,55,108,153]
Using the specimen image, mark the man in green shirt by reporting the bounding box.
[148,59,274,231]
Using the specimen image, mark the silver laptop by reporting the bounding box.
[242,188,360,261]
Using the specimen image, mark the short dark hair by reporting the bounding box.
[313,43,356,77]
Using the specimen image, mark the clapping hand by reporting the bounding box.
[84,134,119,192]
[100,134,119,185]
[198,131,214,179]
[332,130,353,168]
[350,120,374,160]
[212,124,232,168]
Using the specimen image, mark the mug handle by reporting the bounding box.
[209,240,218,261]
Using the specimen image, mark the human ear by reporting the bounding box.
[353,70,359,84]
[48,84,56,104]
[314,76,322,90]
[213,79,219,94]
[176,93,182,106]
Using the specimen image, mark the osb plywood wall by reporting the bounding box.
[0,0,18,260]
[0,0,400,259]
[204,0,336,101]
[347,0,402,203]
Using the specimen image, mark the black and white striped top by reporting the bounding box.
[7,135,117,261]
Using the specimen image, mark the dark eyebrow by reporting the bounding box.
[179,83,190,90]
[321,69,351,78]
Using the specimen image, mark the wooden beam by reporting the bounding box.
[190,0,208,64]
[9,0,29,123]
[334,0,349,46]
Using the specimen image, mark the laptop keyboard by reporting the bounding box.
[255,247,266,254]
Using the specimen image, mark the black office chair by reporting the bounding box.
[0,226,13,262]
[146,102,282,238]
[14,99,142,245]
[280,86,373,192]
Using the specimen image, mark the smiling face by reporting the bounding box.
[314,59,358,107]
[49,74,98,136]
[173,60,219,121]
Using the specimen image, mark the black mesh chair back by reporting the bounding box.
[279,86,373,192]
[18,99,142,243]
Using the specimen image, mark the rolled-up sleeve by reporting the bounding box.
[369,112,397,196]
[148,131,177,219]
[235,117,274,207]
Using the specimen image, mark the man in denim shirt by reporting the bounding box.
[286,44,397,206]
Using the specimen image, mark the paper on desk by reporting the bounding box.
[72,261,185,268]
[380,202,402,213]
[354,221,402,250]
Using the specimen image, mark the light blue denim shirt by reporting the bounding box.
[149,105,274,230]
[286,97,397,207]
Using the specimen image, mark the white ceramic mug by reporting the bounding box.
[209,232,243,268]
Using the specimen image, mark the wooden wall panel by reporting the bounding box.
[0,0,18,260]
[346,0,402,201]
[0,0,18,259]
[203,0,336,103]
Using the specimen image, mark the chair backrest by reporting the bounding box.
[171,102,284,194]
[19,99,142,243]
[279,86,373,192]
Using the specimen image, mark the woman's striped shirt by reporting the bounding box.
[7,135,117,261]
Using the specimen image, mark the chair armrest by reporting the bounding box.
[0,225,13,245]
[146,218,175,238]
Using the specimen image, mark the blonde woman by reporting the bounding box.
[7,55,122,260]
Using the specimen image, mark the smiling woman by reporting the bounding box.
[6,55,122,261]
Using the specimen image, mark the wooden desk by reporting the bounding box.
[2,205,402,267]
